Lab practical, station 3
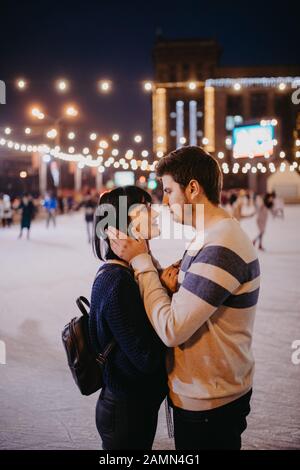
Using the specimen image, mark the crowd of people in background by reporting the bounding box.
[221,189,284,250]
[0,186,284,249]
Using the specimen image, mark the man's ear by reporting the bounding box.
[186,179,203,201]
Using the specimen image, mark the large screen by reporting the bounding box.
[114,171,135,186]
[233,124,274,158]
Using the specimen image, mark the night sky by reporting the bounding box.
[0,0,299,150]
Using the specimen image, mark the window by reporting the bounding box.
[169,65,177,82]
[250,92,268,118]
[196,63,203,80]
[182,63,190,81]
[227,95,243,116]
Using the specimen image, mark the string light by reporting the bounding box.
[56,79,69,92]
[205,77,300,88]
[144,82,152,91]
[99,140,109,149]
[98,80,112,93]
[188,82,197,90]
[16,79,27,90]
[68,132,76,140]
[89,132,97,141]
[65,105,78,117]
[134,135,142,143]
[1,128,299,175]
[46,128,58,139]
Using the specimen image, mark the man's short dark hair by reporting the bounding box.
[156,146,222,205]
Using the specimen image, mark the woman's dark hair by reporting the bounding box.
[156,146,222,205]
[264,193,274,209]
[92,186,152,261]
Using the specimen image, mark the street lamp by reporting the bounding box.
[64,105,78,117]
[56,79,69,92]
[30,106,45,120]
[46,128,58,139]
[98,80,112,93]
[16,78,27,90]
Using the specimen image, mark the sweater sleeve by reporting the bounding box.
[130,248,250,347]
[100,273,165,375]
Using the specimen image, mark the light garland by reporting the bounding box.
[11,75,300,93]
[205,77,300,89]
[2,124,149,149]
[0,135,159,172]
[1,134,299,176]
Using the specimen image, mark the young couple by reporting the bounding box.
[89,146,260,450]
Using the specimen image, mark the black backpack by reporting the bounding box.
[61,267,115,396]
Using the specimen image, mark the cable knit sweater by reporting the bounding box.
[89,263,167,399]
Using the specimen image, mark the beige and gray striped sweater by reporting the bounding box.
[131,218,260,411]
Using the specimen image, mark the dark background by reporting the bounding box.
[0,0,299,149]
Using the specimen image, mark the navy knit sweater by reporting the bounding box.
[89,264,167,399]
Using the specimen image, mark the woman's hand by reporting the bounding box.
[159,260,181,296]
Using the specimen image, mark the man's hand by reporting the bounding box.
[159,260,181,295]
[107,226,149,263]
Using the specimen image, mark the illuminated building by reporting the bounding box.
[152,37,300,191]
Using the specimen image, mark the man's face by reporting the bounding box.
[161,174,190,225]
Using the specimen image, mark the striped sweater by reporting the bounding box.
[131,217,260,411]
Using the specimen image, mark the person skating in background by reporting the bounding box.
[77,191,97,243]
[1,194,13,228]
[57,191,65,214]
[271,191,284,219]
[0,193,4,227]
[43,191,57,228]
[18,194,35,240]
[253,193,274,251]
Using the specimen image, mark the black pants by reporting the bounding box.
[172,389,252,450]
[96,386,165,450]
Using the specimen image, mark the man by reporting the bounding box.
[43,192,57,228]
[107,146,260,450]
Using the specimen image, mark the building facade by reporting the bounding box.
[152,38,300,192]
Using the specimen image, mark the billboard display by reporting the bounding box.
[233,124,274,158]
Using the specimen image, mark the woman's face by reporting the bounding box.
[128,203,160,240]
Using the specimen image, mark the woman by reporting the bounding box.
[253,193,273,251]
[76,191,97,243]
[89,186,168,450]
